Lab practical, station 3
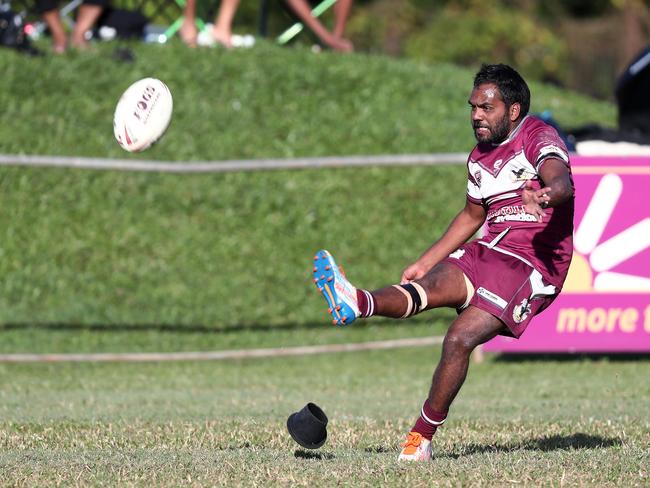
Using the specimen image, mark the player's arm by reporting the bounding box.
[401,198,486,283]
[522,157,574,222]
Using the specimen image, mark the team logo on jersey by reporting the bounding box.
[510,168,536,182]
[512,298,532,323]
[473,170,482,188]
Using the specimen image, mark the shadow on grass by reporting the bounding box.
[294,449,335,460]
[365,445,392,453]
[438,433,621,459]
[1,321,325,335]
[0,317,435,335]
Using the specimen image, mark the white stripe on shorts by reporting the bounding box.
[478,241,534,268]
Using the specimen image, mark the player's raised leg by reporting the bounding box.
[398,306,506,461]
[368,262,468,317]
[313,250,468,326]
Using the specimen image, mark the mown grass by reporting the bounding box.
[0,164,466,333]
[1,349,648,486]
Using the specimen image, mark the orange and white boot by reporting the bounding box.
[398,432,432,461]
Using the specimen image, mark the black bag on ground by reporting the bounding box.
[0,5,40,54]
[0,6,22,47]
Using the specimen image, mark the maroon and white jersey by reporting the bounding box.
[466,115,574,288]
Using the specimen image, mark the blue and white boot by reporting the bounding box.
[313,250,360,326]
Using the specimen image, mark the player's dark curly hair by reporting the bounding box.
[473,64,530,119]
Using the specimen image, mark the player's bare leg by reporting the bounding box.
[398,307,505,461]
[370,262,468,317]
[357,264,507,461]
[429,306,505,411]
[312,250,506,460]
[313,250,467,326]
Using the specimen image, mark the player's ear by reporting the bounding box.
[510,103,521,122]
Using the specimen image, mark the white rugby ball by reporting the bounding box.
[113,78,173,152]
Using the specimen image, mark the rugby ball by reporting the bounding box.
[113,78,173,152]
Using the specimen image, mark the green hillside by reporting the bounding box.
[1,40,614,159]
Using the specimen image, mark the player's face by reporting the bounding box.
[469,83,513,144]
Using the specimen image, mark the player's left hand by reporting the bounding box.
[521,180,551,223]
[401,262,429,284]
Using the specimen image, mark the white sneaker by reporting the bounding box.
[197,24,215,47]
[231,34,255,48]
[398,432,432,461]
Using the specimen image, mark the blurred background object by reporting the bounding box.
[5,0,648,99]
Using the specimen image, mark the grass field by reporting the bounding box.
[1,39,646,486]
[1,349,648,486]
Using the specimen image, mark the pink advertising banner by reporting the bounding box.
[483,156,650,353]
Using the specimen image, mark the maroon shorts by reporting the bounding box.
[444,241,558,338]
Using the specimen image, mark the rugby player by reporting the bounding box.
[313,63,575,461]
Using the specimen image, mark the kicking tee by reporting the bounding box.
[466,115,574,288]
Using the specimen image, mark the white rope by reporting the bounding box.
[0,336,444,363]
[0,153,467,173]
[0,154,459,361]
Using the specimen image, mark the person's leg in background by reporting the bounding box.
[211,0,240,48]
[180,0,241,49]
[180,0,351,50]
[332,0,352,40]
[37,0,67,53]
[70,0,104,49]
[179,0,198,47]
[284,0,352,52]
